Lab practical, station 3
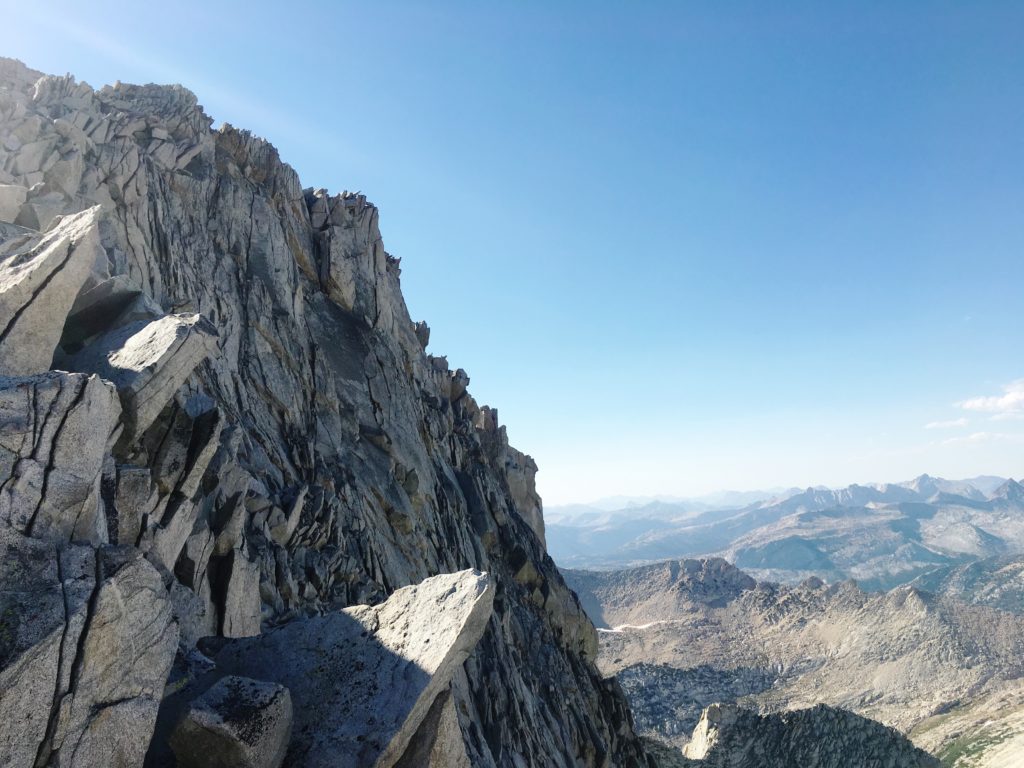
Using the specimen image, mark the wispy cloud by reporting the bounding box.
[958,379,1024,417]
[924,417,968,430]
[990,411,1024,422]
[940,431,1022,447]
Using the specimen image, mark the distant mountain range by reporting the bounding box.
[547,475,1024,589]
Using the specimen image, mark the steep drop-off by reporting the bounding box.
[0,58,650,766]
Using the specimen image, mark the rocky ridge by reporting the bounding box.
[0,58,651,766]
[681,703,939,767]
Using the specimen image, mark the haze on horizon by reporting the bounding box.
[8,1,1022,506]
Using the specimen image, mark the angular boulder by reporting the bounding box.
[205,569,493,767]
[0,206,104,376]
[0,183,27,223]
[169,676,292,768]
[67,313,218,445]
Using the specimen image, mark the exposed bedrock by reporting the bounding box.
[681,703,940,768]
[0,535,177,767]
[0,56,653,767]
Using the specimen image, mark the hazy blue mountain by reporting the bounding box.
[547,475,1022,587]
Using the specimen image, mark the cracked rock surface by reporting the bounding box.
[0,57,653,767]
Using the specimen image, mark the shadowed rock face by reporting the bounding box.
[0,57,652,767]
[169,675,293,768]
[201,570,493,767]
[682,703,939,768]
[0,207,104,376]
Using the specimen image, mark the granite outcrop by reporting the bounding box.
[0,57,652,767]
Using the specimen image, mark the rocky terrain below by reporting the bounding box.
[910,554,1024,615]
[680,703,939,767]
[565,558,1024,766]
[0,58,653,766]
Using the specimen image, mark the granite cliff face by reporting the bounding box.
[0,58,651,766]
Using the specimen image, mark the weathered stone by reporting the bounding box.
[393,688,471,768]
[267,485,306,546]
[0,183,27,222]
[18,190,70,232]
[169,675,292,768]
[112,465,159,546]
[505,445,545,547]
[0,58,656,768]
[60,275,143,351]
[0,538,176,767]
[0,206,104,376]
[208,570,493,767]
[67,313,218,445]
[0,372,120,543]
[220,546,262,638]
[43,546,178,767]
[0,535,94,766]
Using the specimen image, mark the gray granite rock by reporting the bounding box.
[0,206,104,376]
[0,535,94,766]
[208,569,493,767]
[0,371,120,543]
[0,57,654,768]
[0,182,27,222]
[43,546,178,767]
[682,703,940,767]
[67,313,218,446]
[0,537,177,767]
[170,675,292,768]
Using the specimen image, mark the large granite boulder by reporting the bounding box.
[204,569,494,767]
[67,313,219,446]
[0,206,104,376]
[169,675,292,768]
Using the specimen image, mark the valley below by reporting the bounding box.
[564,555,1024,766]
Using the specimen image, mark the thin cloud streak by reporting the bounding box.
[925,418,968,430]
[940,431,1022,447]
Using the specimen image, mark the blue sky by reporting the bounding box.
[7,1,1023,503]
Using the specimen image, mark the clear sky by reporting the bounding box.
[6,1,1023,504]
